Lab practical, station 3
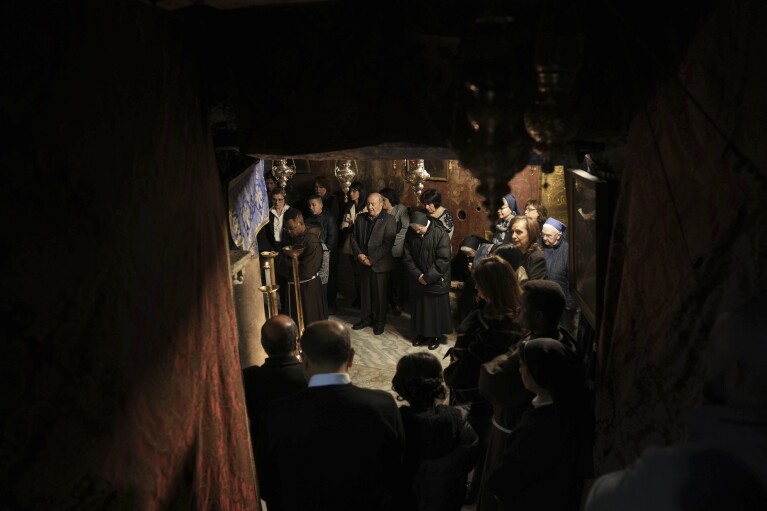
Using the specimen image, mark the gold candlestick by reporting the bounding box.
[258,284,281,319]
[259,250,281,318]
[260,251,279,288]
[282,245,306,333]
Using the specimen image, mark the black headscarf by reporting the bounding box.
[521,338,580,408]
[460,235,483,251]
[493,242,523,270]
[410,210,429,227]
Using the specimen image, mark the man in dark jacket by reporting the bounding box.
[306,194,338,313]
[242,314,307,452]
[256,320,405,511]
[350,192,397,335]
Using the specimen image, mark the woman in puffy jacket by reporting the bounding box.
[402,210,453,350]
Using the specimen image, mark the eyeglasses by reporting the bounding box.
[524,207,536,213]
[499,205,510,210]
[541,233,559,239]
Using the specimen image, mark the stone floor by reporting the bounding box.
[330,296,456,399]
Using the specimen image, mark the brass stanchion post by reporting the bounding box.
[259,251,280,318]
[282,245,306,333]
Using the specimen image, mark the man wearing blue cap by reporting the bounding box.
[541,218,579,336]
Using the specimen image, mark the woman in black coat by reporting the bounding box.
[392,352,479,511]
[339,181,368,307]
[444,256,524,504]
[402,210,453,350]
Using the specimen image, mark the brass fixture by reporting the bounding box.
[271,159,296,194]
[281,245,306,333]
[402,159,431,204]
[259,251,280,318]
[334,160,358,195]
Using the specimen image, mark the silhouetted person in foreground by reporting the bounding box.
[585,290,767,511]
[487,337,585,511]
[393,352,478,511]
[476,280,581,511]
[242,314,307,448]
[257,320,405,511]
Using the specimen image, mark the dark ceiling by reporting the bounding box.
[171,1,716,161]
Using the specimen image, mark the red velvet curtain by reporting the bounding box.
[1,1,258,507]
[594,0,767,473]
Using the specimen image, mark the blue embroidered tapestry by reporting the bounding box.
[228,160,269,251]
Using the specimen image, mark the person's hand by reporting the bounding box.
[358,254,372,267]
[418,274,427,285]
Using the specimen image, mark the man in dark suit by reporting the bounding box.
[242,314,307,450]
[350,192,397,335]
[256,320,405,511]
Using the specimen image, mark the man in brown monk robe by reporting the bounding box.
[275,208,327,327]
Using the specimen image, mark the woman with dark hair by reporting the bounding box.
[421,188,455,239]
[392,352,479,511]
[264,172,278,196]
[340,181,367,307]
[492,242,528,285]
[487,337,584,511]
[451,235,485,327]
[444,256,524,504]
[403,210,453,350]
[313,175,341,225]
[380,187,410,315]
[312,175,342,312]
[510,215,548,281]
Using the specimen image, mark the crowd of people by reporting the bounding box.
[248,172,767,510]
[245,273,591,511]
[258,170,578,345]
[247,171,601,510]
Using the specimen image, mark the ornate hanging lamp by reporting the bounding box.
[402,159,431,204]
[452,10,534,217]
[333,160,358,195]
[523,0,584,174]
[271,159,296,194]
